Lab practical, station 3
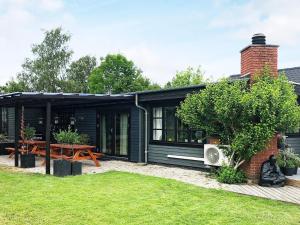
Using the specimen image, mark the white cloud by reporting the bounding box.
[0,0,73,84]
[210,0,300,46]
[39,0,64,12]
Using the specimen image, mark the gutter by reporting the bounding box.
[135,94,148,164]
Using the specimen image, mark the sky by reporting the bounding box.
[0,0,300,86]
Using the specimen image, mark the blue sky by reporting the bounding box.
[0,0,300,85]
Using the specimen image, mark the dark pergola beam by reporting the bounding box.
[45,102,51,174]
[14,103,20,167]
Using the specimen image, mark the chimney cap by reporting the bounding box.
[252,33,266,45]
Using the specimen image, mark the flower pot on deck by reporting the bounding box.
[282,167,295,176]
[53,159,72,177]
[293,167,298,175]
[20,154,35,168]
[71,161,82,176]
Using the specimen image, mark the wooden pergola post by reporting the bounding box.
[14,103,20,167]
[45,102,51,174]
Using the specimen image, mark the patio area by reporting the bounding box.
[0,155,299,205]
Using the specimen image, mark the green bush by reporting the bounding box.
[0,133,9,142]
[24,126,36,140]
[217,166,247,184]
[78,134,90,145]
[53,126,80,145]
[277,148,300,168]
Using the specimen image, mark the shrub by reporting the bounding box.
[217,166,247,184]
[78,134,90,145]
[24,126,36,140]
[0,133,9,142]
[277,148,300,168]
[53,126,80,145]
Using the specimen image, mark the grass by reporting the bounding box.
[0,167,299,225]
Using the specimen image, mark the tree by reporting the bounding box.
[165,66,206,88]
[177,68,300,170]
[64,56,97,93]
[88,54,160,94]
[0,79,27,93]
[5,27,73,92]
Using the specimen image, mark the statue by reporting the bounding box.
[259,155,286,187]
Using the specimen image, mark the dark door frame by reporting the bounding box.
[96,108,131,158]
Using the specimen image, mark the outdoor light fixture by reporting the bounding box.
[38,117,44,125]
[54,116,59,125]
[70,116,76,125]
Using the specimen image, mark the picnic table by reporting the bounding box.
[50,144,101,167]
[6,140,47,158]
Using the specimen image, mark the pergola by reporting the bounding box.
[0,92,133,174]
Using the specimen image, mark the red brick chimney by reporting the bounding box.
[240,34,279,181]
[241,33,279,79]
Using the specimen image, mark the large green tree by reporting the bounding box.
[165,66,206,88]
[88,54,160,94]
[177,68,300,169]
[64,56,97,93]
[2,27,72,92]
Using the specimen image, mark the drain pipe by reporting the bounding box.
[135,94,148,164]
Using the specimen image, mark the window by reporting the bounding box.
[1,107,8,135]
[164,107,176,142]
[151,106,204,145]
[152,107,162,141]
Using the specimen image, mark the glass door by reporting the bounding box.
[100,112,129,157]
[100,113,113,155]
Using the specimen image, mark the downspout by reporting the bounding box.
[135,94,148,164]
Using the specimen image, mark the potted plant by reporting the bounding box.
[292,155,300,175]
[277,148,299,176]
[20,126,36,168]
[53,126,82,176]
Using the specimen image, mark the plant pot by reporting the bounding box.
[282,167,295,176]
[20,154,35,168]
[71,161,82,176]
[53,159,72,177]
[293,167,298,175]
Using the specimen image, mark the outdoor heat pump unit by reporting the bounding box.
[204,144,229,167]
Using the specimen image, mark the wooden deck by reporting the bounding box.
[223,184,300,205]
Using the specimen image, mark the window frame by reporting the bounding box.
[150,105,205,147]
[0,107,8,135]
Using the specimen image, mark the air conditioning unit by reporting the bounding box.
[204,144,229,166]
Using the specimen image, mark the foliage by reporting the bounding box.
[277,148,300,168]
[165,66,207,88]
[177,67,300,170]
[0,134,9,143]
[24,126,36,140]
[0,169,300,225]
[216,165,247,184]
[88,54,160,94]
[78,133,90,145]
[64,56,97,93]
[53,126,80,145]
[4,28,73,92]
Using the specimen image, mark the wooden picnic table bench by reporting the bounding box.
[50,144,102,167]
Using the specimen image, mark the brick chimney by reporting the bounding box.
[241,33,279,79]
[240,34,279,181]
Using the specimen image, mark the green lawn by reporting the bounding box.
[0,167,299,225]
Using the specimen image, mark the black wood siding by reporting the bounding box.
[130,106,144,162]
[7,107,15,140]
[75,108,97,145]
[148,144,205,168]
[287,137,300,155]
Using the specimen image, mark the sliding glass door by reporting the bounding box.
[100,112,129,157]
